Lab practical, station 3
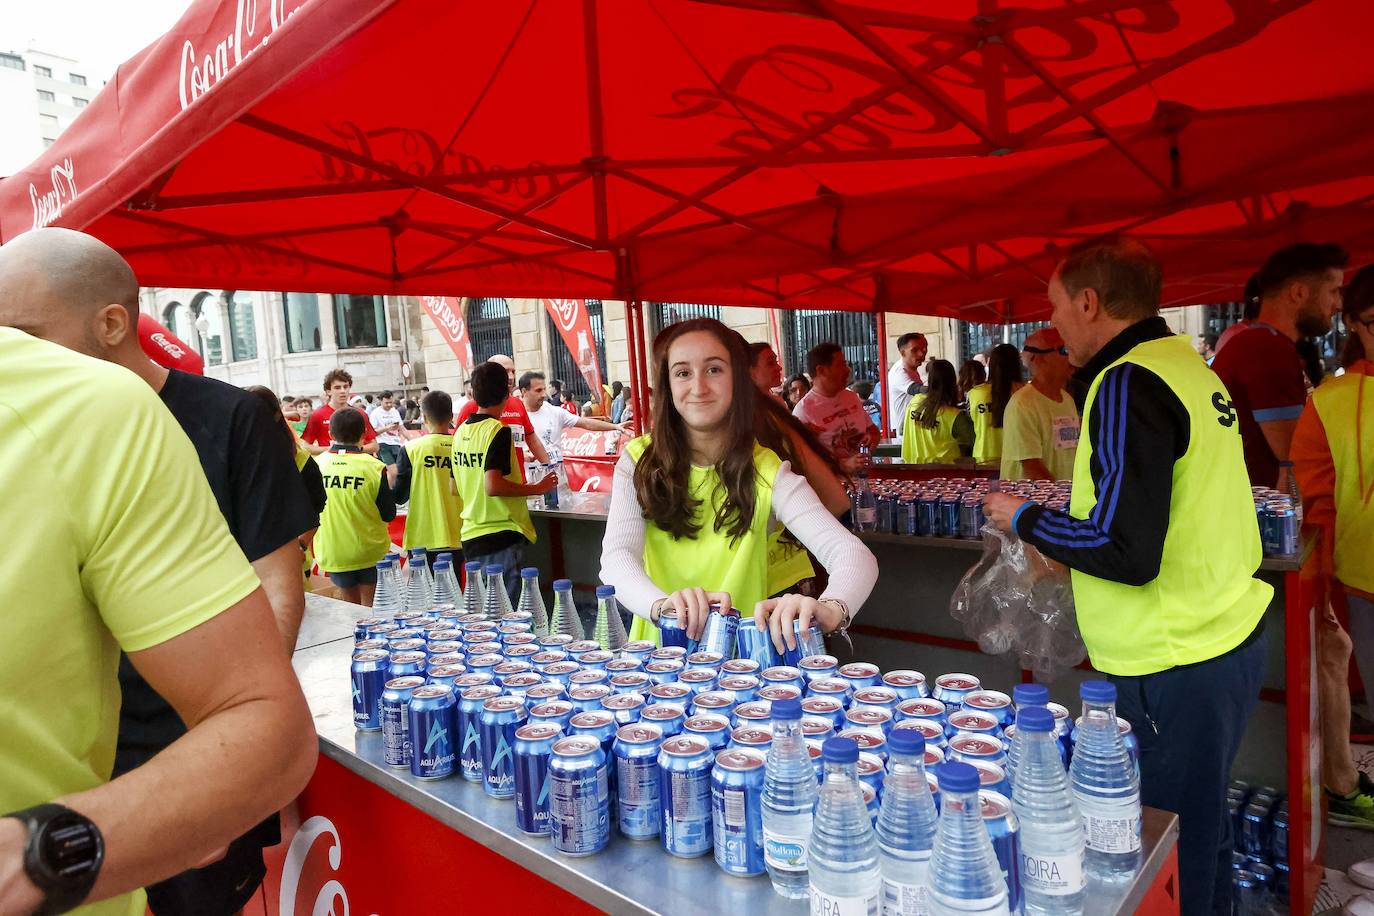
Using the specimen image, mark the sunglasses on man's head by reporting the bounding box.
[1022,344,1067,355]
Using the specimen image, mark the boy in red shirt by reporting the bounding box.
[301,368,378,456]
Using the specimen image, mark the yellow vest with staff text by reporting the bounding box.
[902,395,961,463]
[966,383,1003,463]
[315,449,391,573]
[452,416,537,545]
[1311,371,1374,593]
[1067,334,1270,676]
[623,435,779,645]
[402,433,463,551]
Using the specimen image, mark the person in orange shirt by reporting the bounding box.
[1292,264,1374,860]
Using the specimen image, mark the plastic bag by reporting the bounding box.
[949,523,1087,681]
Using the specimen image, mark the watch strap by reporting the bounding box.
[4,803,103,916]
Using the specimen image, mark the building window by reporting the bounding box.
[957,320,1050,363]
[69,73,86,86]
[71,97,87,108]
[283,292,323,353]
[467,297,513,364]
[226,291,259,361]
[39,114,57,130]
[33,64,51,78]
[547,299,608,402]
[334,294,387,349]
[37,90,54,102]
[649,301,721,337]
[781,310,879,382]
[0,54,23,71]
[192,291,225,366]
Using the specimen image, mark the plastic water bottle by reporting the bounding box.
[482,564,513,619]
[762,699,818,899]
[852,446,878,533]
[876,728,939,915]
[403,550,433,612]
[432,558,456,605]
[1069,680,1141,883]
[462,561,484,618]
[1008,683,1050,783]
[436,559,461,609]
[593,585,628,651]
[550,578,585,640]
[517,568,549,636]
[928,762,1009,915]
[371,559,401,616]
[809,736,881,914]
[1012,707,1086,914]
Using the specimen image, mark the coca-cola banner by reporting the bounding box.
[541,298,603,403]
[419,295,474,372]
[136,313,205,375]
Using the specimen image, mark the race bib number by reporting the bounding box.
[1052,415,1080,449]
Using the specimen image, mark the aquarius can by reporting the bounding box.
[659,734,715,858]
[500,673,544,702]
[523,682,567,708]
[691,690,738,720]
[760,666,805,694]
[426,665,466,689]
[567,639,602,659]
[548,736,610,856]
[621,640,657,663]
[798,654,839,684]
[881,669,928,700]
[650,645,689,662]
[387,650,427,680]
[962,690,1014,728]
[531,650,570,672]
[478,696,527,798]
[895,697,947,724]
[683,714,732,752]
[388,638,427,655]
[735,624,781,669]
[353,638,388,654]
[971,759,1013,799]
[513,722,561,835]
[801,716,837,742]
[687,650,727,672]
[579,649,616,671]
[837,662,881,692]
[699,606,740,660]
[807,678,854,705]
[980,789,1022,912]
[851,686,901,716]
[711,748,767,876]
[946,709,1003,739]
[354,615,387,641]
[569,669,610,689]
[891,717,946,752]
[784,622,827,668]
[613,723,664,839]
[569,684,614,714]
[758,684,803,705]
[729,726,773,752]
[716,675,761,705]
[452,671,494,691]
[856,752,885,797]
[838,728,888,762]
[458,684,502,782]
[721,658,762,677]
[677,668,719,695]
[648,682,694,707]
[640,702,687,738]
[645,659,686,686]
[381,675,425,767]
[601,691,647,727]
[609,672,652,696]
[731,701,773,730]
[657,607,693,651]
[932,673,981,705]
[351,649,389,730]
[606,658,644,676]
[844,707,894,738]
[948,733,1009,768]
[538,633,575,649]
[407,684,458,779]
[529,699,576,732]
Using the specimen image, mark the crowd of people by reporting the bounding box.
[3,223,1372,916]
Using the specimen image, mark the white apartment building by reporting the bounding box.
[0,48,100,175]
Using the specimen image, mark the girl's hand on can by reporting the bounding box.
[754,594,824,654]
[667,588,730,640]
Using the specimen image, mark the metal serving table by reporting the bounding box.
[272,594,1179,916]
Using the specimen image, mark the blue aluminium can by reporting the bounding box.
[850,686,901,717]
[614,722,665,839]
[856,752,886,798]
[801,696,847,731]
[948,733,1009,768]
[717,675,761,705]
[648,682,694,707]
[606,658,645,677]
[881,669,929,700]
[609,671,652,697]
[381,675,426,767]
[529,699,576,732]
[721,658,762,677]
[351,649,389,730]
[1272,502,1298,556]
[971,759,1013,800]
[807,678,854,705]
[548,735,610,857]
[731,701,773,731]
[354,615,387,641]
[478,696,527,799]
[980,789,1022,913]
[501,673,544,702]
[895,697,947,724]
[387,650,427,680]
[645,660,686,686]
[657,607,694,652]
[837,662,881,692]
[783,622,825,667]
[678,668,720,695]
[683,714,732,752]
[932,673,982,706]
[640,702,687,738]
[760,666,805,694]
[457,684,502,782]
[959,495,986,539]
[569,684,614,714]
[735,624,782,669]
[711,747,767,876]
[916,495,939,536]
[691,691,738,721]
[963,690,1014,729]
[946,709,1003,739]
[513,722,562,836]
[452,672,494,691]
[621,640,657,663]
[601,692,647,727]
[699,606,741,660]
[659,734,715,858]
[729,726,774,752]
[407,684,458,779]
[939,493,962,537]
[570,669,611,689]
[523,682,567,709]
[531,650,569,671]
[353,638,388,654]
[426,665,466,689]
[799,654,839,685]
[579,650,616,672]
[544,661,583,687]
[687,650,727,671]
[570,710,620,809]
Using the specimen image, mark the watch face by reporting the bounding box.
[39,814,101,878]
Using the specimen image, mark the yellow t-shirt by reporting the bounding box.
[0,329,260,916]
[1000,383,1080,481]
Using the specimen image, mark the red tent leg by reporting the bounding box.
[876,310,890,437]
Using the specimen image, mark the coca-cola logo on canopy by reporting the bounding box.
[546,298,580,333]
[29,158,77,230]
[178,0,303,110]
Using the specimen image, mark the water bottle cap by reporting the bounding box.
[1080,679,1117,704]
[821,736,859,764]
[374,560,389,570]
[552,578,574,590]
[936,761,979,794]
[433,559,449,569]
[1012,683,1049,707]
[521,568,540,579]
[595,585,616,599]
[771,699,802,721]
[1017,706,1055,733]
[465,561,483,572]
[887,728,925,756]
[410,547,427,557]
[484,564,504,575]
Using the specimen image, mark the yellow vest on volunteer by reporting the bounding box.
[452,415,537,545]
[965,383,1003,463]
[624,435,780,645]
[1068,334,1270,676]
[767,527,815,596]
[1311,370,1374,593]
[402,433,463,551]
[902,395,962,463]
[315,448,391,573]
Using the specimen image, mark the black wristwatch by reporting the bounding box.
[4,804,103,915]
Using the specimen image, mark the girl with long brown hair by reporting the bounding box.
[599,318,877,649]
[964,343,1024,464]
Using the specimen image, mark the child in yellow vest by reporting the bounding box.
[315,407,396,605]
[451,362,555,601]
[395,390,464,571]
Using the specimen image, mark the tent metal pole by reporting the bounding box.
[876,309,890,437]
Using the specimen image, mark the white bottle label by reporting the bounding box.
[881,869,932,915]
[810,889,880,916]
[1083,812,1142,854]
[763,829,808,871]
[1020,848,1086,895]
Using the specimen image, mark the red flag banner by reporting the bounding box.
[542,298,603,402]
[420,296,473,372]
